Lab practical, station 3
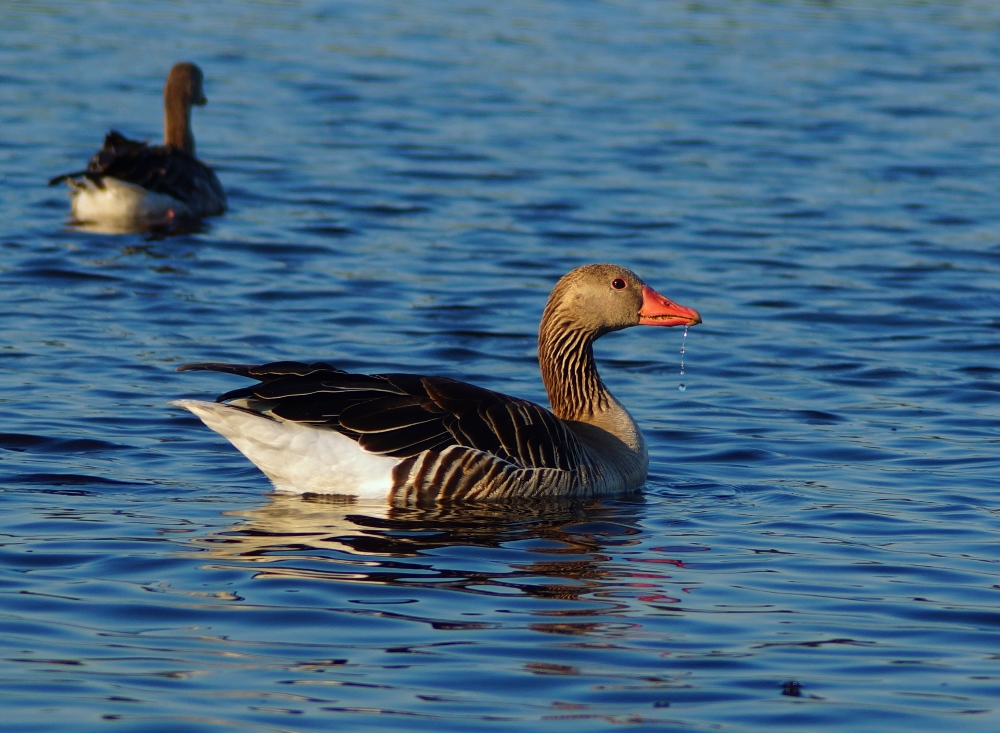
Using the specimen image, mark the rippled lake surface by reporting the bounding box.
[3,1,1000,730]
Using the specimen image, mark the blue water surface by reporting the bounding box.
[2,1,1000,731]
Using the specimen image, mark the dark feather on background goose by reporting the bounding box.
[48,130,224,210]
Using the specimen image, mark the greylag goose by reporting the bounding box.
[173,264,701,504]
[48,62,226,225]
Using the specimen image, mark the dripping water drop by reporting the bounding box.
[679,325,688,391]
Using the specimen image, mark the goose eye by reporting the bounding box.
[611,278,627,290]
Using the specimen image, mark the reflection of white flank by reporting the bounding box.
[172,400,398,498]
[194,493,393,565]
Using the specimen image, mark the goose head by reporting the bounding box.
[540,264,701,340]
[537,263,701,425]
[165,62,207,108]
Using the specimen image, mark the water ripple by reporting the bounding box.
[3,1,1000,731]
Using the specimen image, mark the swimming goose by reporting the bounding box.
[48,62,226,225]
[173,264,701,504]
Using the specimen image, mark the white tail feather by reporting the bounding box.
[172,400,397,498]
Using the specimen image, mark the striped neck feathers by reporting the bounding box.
[538,300,612,423]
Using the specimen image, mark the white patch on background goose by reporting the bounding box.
[71,178,184,223]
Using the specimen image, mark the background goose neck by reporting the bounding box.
[164,94,195,154]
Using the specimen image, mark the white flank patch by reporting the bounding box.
[70,178,187,223]
[172,400,398,498]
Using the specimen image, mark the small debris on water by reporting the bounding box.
[782,680,802,697]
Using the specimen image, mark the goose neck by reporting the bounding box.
[164,94,194,154]
[538,313,609,423]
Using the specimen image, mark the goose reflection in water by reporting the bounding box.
[70,217,209,237]
[189,493,681,618]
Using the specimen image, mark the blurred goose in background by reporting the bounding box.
[49,62,226,226]
[174,264,701,504]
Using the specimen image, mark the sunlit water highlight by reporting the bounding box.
[2,2,1000,732]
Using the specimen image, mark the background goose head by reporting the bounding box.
[164,62,207,154]
[540,263,701,340]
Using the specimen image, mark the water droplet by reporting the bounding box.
[678,383,686,392]
[678,325,689,388]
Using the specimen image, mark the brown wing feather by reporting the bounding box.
[179,360,583,471]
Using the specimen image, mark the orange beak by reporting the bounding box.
[638,285,702,327]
